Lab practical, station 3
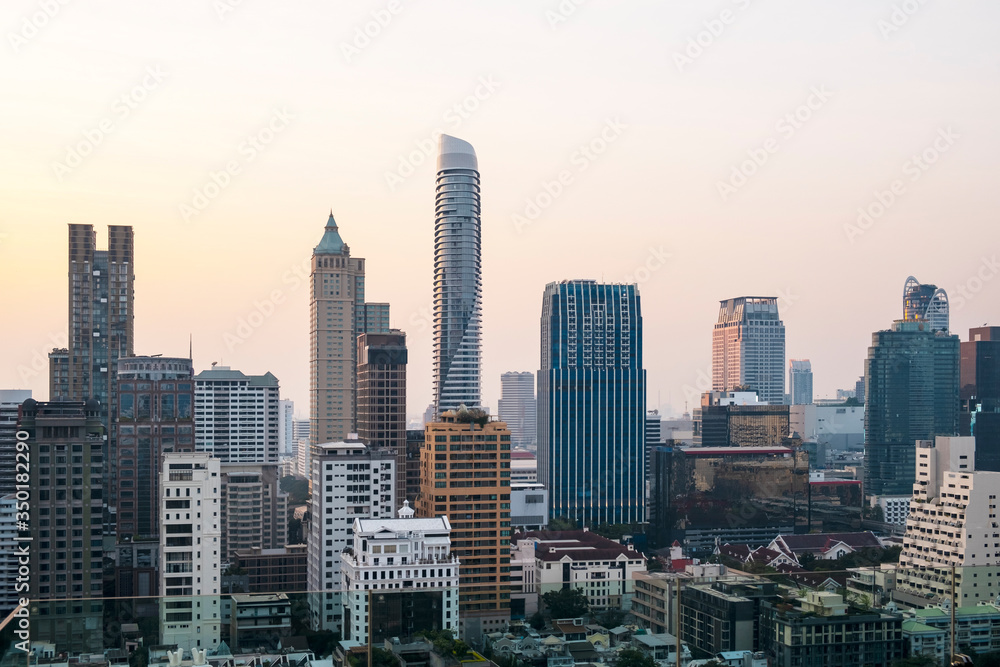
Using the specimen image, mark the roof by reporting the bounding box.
[438,134,478,172]
[681,447,793,456]
[902,620,944,634]
[518,530,638,562]
[355,516,451,535]
[194,367,279,386]
[913,606,1000,619]
[231,593,289,604]
[314,212,346,255]
[775,532,882,553]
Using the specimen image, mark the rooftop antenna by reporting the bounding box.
[189,333,193,361]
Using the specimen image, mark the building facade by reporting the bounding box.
[864,320,960,496]
[903,276,950,333]
[697,391,790,448]
[230,545,308,593]
[510,483,548,532]
[194,366,280,463]
[48,349,69,400]
[219,463,288,561]
[960,326,1000,472]
[0,390,31,496]
[279,399,294,455]
[788,360,813,406]
[712,297,785,406]
[357,331,408,507]
[498,372,536,450]
[417,410,511,641]
[433,135,483,414]
[538,280,646,526]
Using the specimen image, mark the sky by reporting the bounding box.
[2,0,999,420]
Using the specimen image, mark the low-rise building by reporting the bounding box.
[631,565,728,636]
[230,593,292,653]
[679,580,779,655]
[906,605,1000,656]
[630,633,691,666]
[230,545,308,594]
[510,483,548,532]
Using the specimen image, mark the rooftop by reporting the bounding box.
[517,530,638,562]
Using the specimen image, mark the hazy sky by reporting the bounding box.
[3,0,999,419]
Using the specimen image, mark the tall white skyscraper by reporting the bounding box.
[279,399,294,455]
[712,296,786,405]
[194,366,280,463]
[433,135,482,416]
[498,371,536,449]
[789,359,813,405]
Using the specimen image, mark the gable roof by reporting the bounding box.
[774,532,882,555]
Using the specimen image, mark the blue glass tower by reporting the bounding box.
[538,280,646,526]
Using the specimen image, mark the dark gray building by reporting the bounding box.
[960,326,1000,471]
[357,330,408,507]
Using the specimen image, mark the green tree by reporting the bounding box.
[615,648,656,667]
[646,558,663,572]
[280,475,311,504]
[599,609,626,629]
[529,611,545,631]
[542,587,590,619]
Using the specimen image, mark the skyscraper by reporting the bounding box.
[310,212,390,447]
[788,359,813,405]
[279,399,294,455]
[903,276,949,333]
[357,330,408,506]
[194,366,279,463]
[538,280,646,526]
[433,135,482,415]
[864,320,960,496]
[498,371,536,450]
[712,297,786,405]
[0,390,31,496]
[960,326,1000,471]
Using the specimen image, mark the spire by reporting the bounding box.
[314,210,346,255]
[398,499,415,519]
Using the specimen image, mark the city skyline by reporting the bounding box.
[4,2,1000,422]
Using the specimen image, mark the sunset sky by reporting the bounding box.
[3,0,999,419]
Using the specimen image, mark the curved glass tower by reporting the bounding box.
[433,135,482,415]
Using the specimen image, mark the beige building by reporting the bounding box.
[418,409,512,642]
[220,463,288,561]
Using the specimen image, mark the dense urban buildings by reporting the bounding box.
[114,356,195,539]
[538,280,646,526]
[960,326,1000,471]
[307,438,397,633]
[417,409,511,641]
[788,359,812,405]
[21,399,105,654]
[341,505,460,644]
[194,366,280,463]
[357,331,408,507]
[309,212,390,447]
[433,135,483,414]
[903,276,950,333]
[498,371,536,450]
[0,389,31,496]
[712,297,786,405]
[695,391,790,448]
[864,319,960,496]
[159,452,222,651]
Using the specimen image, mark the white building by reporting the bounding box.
[279,400,295,455]
[194,367,280,463]
[711,297,786,406]
[0,494,18,614]
[873,495,911,525]
[788,404,865,451]
[510,454,537,484]
[307,439,396,633]
[341,502,459,643]
[159,452,222,652]
[897,436,1000,607]
[498,371,536,450]
[515,530,646,611]
[510,483,548,532]
[788,359,813,406]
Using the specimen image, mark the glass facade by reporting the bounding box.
[538,280,646,526]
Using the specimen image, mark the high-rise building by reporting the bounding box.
[21,399,104,654]
[788,360,813,405]
[903,276,949,333]
[309,212,390,449]
[696,391,790,448]
[159,452,222,651]
[960,326,1000,471]
[279,399,294,455]
[864,320,960,497]
[220,464,288,561]
[405,428,424,504]
[0,390,31,496]
[538,280,646,526]
[357,331,408,507]
[307,439,396,633]
[855,375,865,406]
[48,348,69,400]
[433,135,482,415]
[418,410,511,641]
[712,297,786,405]
[194,366,279,463]
[498,372,536,450]
[0,494,18,615]
[114,356,195,539]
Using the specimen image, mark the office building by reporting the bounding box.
[510,483,548,532]
[114,356,195,539]
[960,326,1000,471]
[219,463,288,561]
[538,280,646,527]
[21,399,104,653]
[417,409,511,641]
[357,331,408,507]
[230,544,308,594]
[788,360,812,406]
[307,439,396,633]
[194,366,280,463]
[864,320,960,496]
[498,372,536,450]
[696,391,790,448]
[433,135,483,414]
[903,276,949,333]
[159,452,222,651]
[48,349,69,400]
[310,211,391,447]
[712,297,785,405]
[0,390,31,496]
[405,428,424,504]
[279,399,294,455]
[341,504,460,644]
[788,404,865,452]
